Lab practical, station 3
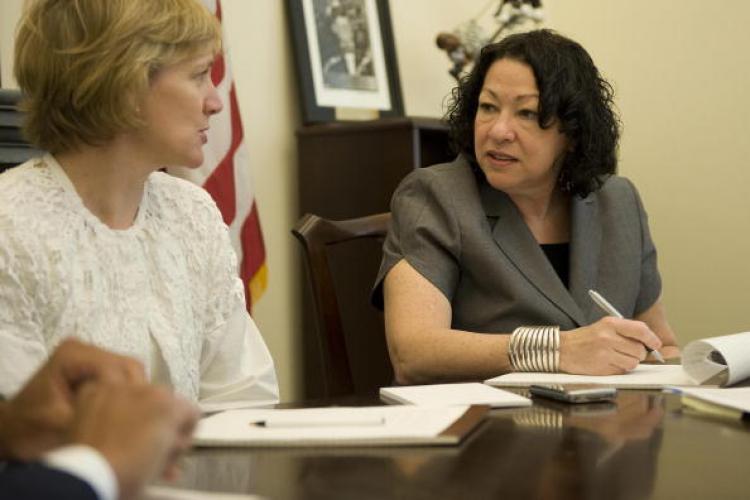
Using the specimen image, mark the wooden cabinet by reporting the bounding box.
[297,117,453,218]
[295,117,454,398]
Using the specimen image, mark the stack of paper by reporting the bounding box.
[675,387,750,420]
[193,405,487,448]
[146,486,264,500]
[485,364,695,389]
[682,331,750,386]
[380,382,531,408]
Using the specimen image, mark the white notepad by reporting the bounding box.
[380,382,531,408]
[675,387,750,414]
[193,405,487,447]
[145,486,264,500]
[484,364,696,389]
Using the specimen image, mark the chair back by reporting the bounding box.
[292,212,392,397]
[0,89,44,173]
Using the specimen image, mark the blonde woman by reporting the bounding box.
[0,0,278,405]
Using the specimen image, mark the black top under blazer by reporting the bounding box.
[373,155,662,333]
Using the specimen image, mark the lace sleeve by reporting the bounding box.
[0,231,49,397]
[198,306,279,404]
[197,204,279,404]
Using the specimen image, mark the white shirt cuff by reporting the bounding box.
[42,444,118,500]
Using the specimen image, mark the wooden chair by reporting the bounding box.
[292,212,393,398]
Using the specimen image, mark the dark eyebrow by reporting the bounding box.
[479,89,539,102]
[479,88,499,100]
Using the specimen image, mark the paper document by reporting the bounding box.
[380,382,531,408]
[675,387,750,416]
[193,405,487,447]
[485,364,695,389]
[682,331,750,386]
[145,486,264,500]
[199,399,277,415]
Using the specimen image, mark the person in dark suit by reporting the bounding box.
[0,339,199,500]
[373,30,680,385]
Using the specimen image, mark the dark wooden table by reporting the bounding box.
[172,391,749,499]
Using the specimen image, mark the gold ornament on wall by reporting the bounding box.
[436,0,544,81]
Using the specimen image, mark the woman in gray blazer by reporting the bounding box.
[374,30,679,385]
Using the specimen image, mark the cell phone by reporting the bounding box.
[529,384,617,404]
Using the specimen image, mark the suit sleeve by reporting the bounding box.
[625,179,662,315]
[372,168,462,308]
[0,463,99,500]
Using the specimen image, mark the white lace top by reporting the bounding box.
[0,155,279,404]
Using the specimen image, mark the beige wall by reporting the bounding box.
[0,1,23,86]
[2,1,749,401]
[219,0,301,403]
[544,0,750,344]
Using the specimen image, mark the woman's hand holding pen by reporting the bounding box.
[559,317,663,375]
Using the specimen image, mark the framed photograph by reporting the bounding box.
[287,0,404,123]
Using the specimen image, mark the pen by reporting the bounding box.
[251,415,386,428]
[587,289,665,363]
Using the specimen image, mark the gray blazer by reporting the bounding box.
[373,156,661,333]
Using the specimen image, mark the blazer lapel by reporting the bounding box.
[479,181,587,326]
[568,193,601,324]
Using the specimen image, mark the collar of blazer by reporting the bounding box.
[477,178,600,327]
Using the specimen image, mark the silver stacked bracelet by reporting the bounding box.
[508,326,560,372]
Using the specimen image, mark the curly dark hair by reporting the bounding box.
[445,29,620,198]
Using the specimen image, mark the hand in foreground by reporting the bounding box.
[70,382,200,500]
[559,317,662,375]
[0,338,146,460]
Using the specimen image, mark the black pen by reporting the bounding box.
[587,289,665,363]
[251,415,385,428]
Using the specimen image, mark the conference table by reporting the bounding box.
[173,390,749,499]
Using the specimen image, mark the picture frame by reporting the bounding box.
[286,0,404,123]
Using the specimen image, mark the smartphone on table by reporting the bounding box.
[529,384,617,404]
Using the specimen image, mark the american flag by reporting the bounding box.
[170,0,267,312]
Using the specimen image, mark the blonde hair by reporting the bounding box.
[14,0,221,153]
